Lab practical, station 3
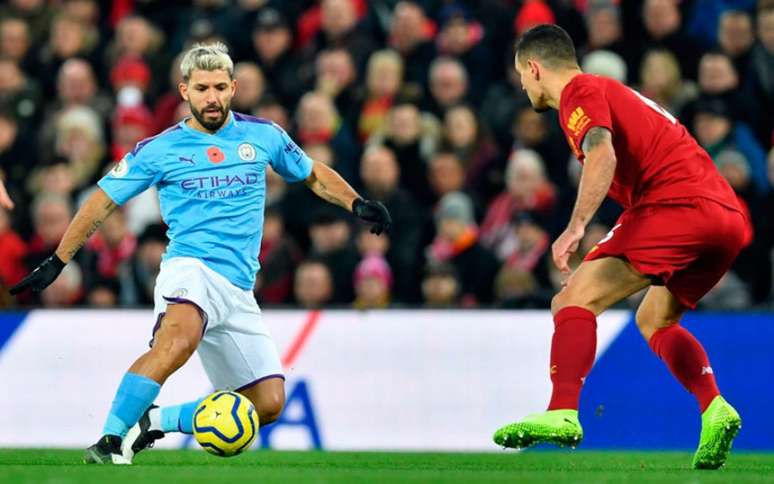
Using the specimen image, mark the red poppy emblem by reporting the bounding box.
[207,146,225,164]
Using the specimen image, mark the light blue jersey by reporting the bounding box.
[98,112,314,290]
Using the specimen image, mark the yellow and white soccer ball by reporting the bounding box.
[193,391,260,457]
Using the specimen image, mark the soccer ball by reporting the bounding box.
[193,391,260,457]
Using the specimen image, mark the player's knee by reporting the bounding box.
[256,395,284,425]
[551,285,606,316]
[152,334,198,369]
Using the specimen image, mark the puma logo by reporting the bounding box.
[179,155,195,165]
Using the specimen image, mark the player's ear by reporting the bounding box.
[179,82,189,101]
[527,59,540,81]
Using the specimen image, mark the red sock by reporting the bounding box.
[547,306,597,410]
[648,324,720,412]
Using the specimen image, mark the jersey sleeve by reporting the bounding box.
[268,124,314,183]
[97,143,162,206]
[561,81,614,158]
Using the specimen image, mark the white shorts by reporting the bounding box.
[152,257,283,391]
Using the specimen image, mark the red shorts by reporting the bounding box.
[584,198,748,309]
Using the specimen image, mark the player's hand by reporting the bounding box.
[352,198,392,235]
[9,254,66,295]
[0,181,14,210]
[552,224,585,275]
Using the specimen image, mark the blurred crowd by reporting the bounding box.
[0,0,773,310]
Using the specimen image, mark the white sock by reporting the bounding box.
[148,407,163,432]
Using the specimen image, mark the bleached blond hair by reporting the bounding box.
[179,42,234,82]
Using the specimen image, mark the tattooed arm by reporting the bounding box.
[570,127,617,230]
[304,161,361,211]
[55,188,118,263]
[551,127,616,273]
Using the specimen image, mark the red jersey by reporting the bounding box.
[558,74,740,210]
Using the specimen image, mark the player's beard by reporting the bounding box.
[529,92,550,113]
[191,101,230,132]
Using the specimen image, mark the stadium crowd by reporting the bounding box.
[0,0,772,309]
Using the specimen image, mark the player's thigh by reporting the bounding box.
[634,286,688,340]
[552,256,652,316]
[152,302,204,356]
[197,324,283,390]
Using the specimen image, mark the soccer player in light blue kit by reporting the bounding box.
[10,43,392,464]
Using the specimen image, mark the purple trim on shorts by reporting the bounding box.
[148,311,166,347]
[235,374,285,392]
[162,296,209,338]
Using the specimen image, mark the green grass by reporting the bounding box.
[1,449,773,484]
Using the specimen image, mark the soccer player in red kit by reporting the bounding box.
[493,25,748,469]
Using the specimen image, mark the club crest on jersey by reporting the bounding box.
[237,143,256,161]
[567,107,591,136]
[110,157,129,178]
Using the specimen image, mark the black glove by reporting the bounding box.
[352,198,392,235]
[9,254,66,295]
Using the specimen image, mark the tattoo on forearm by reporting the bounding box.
[312,179,345,208]
[581,127,612,154]
[65,201,118,259]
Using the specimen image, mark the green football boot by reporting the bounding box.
[493,409,583,449]
[692,396,742,470]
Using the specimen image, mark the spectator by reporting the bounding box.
[426,57,469,117]
[421,261,460,308]
[357,50,404,142]
[119,223,167,306]
[37,14,98,98]
[718,10,755,81]
[54,58,112,119]
[435,4,491,104]
[26,194,72,273]
[638,49,698,115]
[511,106,571,191]
[637,0,706,81]
[81,208,136,285]
[428,148,468,203]
[86,277,121,308]
[307,0,377,69]
[353,255,393,309]
[581,50,627,83]
[360,145,424,301]
[232,62,265,113]
[308,209,359,304]
[255,95,290,131]
[255,207,301,305]
[748,7,774,148]
[427,191,499,306]
[692,96,768,195]
[443,105,500,199]
[0,58,42,131]
[294,259,334,308]
[370,100,440,206]
[52,106,106,190]
[152,52,185,133]
[0,206,27,288]
[388,1,436,92]
[315,48,360,128]
[251,8,304,108]
[295,91,359,183]
[0,17,34,74]
[111,105,155,162]
[582,3,628,74]
[480,149,556,259]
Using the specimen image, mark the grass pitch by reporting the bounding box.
[1,449,773,483]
